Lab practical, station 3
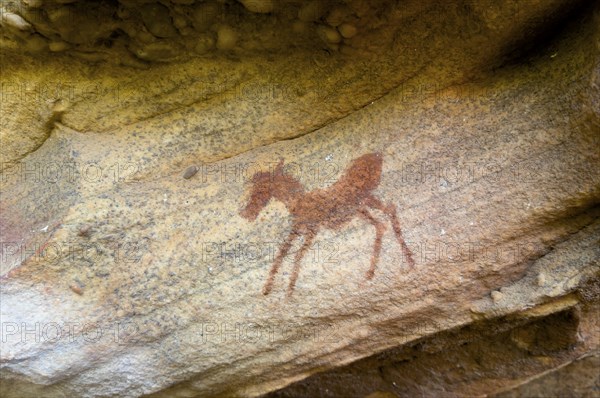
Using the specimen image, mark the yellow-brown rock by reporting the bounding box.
[0,1,598,397]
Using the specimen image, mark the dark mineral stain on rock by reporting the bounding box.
[183,165,199,179]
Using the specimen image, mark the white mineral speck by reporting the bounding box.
[2,12,32,31]
[491,290,503,302]
[537,273,546,286]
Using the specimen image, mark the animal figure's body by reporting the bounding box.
[241,153,414,296]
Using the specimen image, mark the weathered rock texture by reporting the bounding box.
[0,0,599,397]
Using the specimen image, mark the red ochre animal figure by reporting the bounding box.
[240,152,415,296]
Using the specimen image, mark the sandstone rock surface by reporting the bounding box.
[0,1,599,397]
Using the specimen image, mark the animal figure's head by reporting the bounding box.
[240,160,284,221]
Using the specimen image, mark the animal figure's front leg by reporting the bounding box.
[287,233,315,296]
[263,232,296,295]
[359,209,385,279]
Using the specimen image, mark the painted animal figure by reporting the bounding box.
[240,152,415,296]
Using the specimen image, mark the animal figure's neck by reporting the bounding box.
[270,174,304,207]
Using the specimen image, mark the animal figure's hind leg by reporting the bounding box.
[359,209,386,279]
[287,233,315,296]
[264,232,296,295]
[365,196,415,268]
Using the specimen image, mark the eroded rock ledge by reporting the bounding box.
[0,1,599,397]
[1,0,397,63]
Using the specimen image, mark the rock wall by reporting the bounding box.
[0,1,598,397]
